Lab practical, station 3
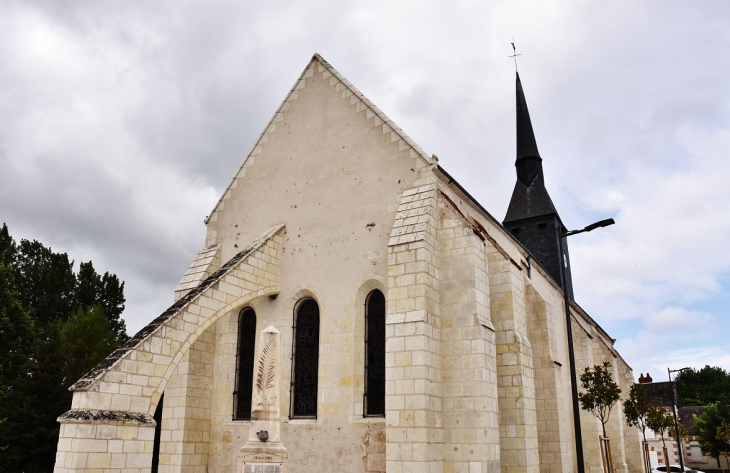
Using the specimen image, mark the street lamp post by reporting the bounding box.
[559,218,615,473]
[669,367,690,472]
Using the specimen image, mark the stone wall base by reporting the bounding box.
[239,441,288,473]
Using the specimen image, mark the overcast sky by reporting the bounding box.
[2,0,729,379]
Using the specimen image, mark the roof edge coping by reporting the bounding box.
[69,223,285,392]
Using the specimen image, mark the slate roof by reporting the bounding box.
[678,406,705,434]
[516,72,541,161]
[637,381,679,407]
[57,409,155,426]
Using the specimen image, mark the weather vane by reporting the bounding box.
[509,39,521,72]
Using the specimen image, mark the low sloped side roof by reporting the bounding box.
[70,223,284,391]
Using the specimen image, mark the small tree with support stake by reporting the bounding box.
[716,420,730,472]
[647,398,674,469]
[578,362,622,473]
[624,384,653,473]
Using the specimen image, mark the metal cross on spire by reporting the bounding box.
[509,39,521,72]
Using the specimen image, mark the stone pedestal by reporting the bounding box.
[239,326,288,473]
[239,442,287,473]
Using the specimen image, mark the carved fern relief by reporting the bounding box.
[256,334,277,399]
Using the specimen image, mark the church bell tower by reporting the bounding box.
[503,73,574,298]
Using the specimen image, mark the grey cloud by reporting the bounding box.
[2,0,730,373]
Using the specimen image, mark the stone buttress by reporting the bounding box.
[53,225,284,473]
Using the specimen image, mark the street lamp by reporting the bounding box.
[669,367,690,471]
[559,217,615,473]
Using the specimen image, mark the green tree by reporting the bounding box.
[717,420,730,471]
[0,325,71,472]
[669,420,689,454]
[676,365,730,406]
[100,271,126,337]
[579,361,622,438]
[61,305,125,383]
[76,261,127,340]
[0,224,129,471]
[694,396,730,465]
[12,239,77,328]
[0,263,34,394]
[0,224,15,267]
[0,262,35,453]
[75,261,103,308]
[624,384,653,442]
[647,398,674,449]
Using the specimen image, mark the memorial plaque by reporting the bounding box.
[242,462,283,473]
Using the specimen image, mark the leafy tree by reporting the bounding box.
[100,271,126,335]
[717,420,730,471]
[694,396,730,465]
[75,261,103,309]
[0,224,15,267]
[0,225,128,471]
[579,361,622,438]
[624,383,653,443]
[647,397,674,449]
[12,239,77,327]
[0,262,34,454]
[676,366,730,406]
[0,325,71,472]
[0,263,34,397]
[61,305,125,383]
[75,261,127,340]
[669,420,689,452]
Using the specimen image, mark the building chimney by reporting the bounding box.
[638,373,653,384]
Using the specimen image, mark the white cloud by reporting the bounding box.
[1,0,729,373]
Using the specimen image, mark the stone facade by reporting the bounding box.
[54,54,640,472]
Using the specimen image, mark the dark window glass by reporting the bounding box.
[365,290,386,416]
[151,393,164,473]
[234,308,257,420]
[291,299,320,418]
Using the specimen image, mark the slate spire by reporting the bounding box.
[504,72,558,222]
[503,72,573,297]
[516,72,540,163]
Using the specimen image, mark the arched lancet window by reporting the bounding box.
[291,298,320,418]
[234,307,257,420]
[364,290,386,416]
[151,393,164,473]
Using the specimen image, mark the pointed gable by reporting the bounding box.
[204,54,436,229]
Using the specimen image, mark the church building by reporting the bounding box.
[54,54,641,473]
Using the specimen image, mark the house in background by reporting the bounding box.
[637,374,716,470]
